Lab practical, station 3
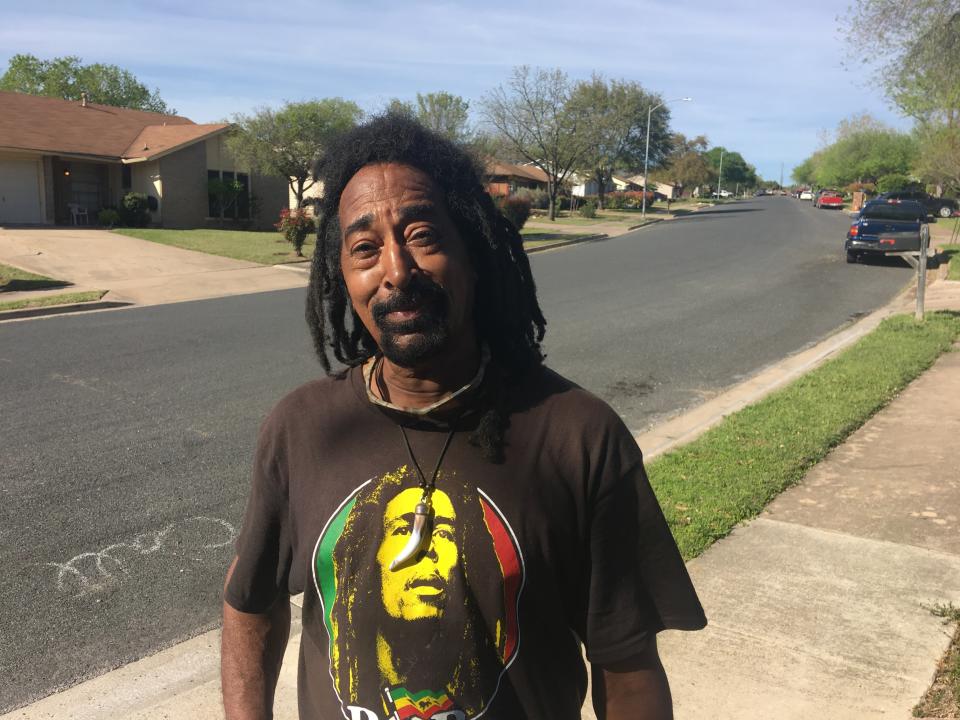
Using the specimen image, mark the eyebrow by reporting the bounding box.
[343,203,437,239]
[343,213,374,238]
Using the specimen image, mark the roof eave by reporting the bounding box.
[122,125,232,164]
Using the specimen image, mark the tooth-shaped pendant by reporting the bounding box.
[389,501,431,571]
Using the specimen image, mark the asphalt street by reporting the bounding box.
[0,195,912,711]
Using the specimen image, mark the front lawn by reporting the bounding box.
[649,312,960,560]
[112,229,314,265]
[521,231,594,248]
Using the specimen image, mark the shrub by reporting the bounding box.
[498,195,532,230]
[120,192,150,227]
[275,208,315,257]
[579,200,597,218]
[97,208,120,228]
[513,187,549,209]
[605,192,625,209]
[876,173,912,193]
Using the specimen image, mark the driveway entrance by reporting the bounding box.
[0,227,307,306]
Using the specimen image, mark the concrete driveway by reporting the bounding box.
[0,227,308,306]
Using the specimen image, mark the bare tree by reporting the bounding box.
[482,66,591,220]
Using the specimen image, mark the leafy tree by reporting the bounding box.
[915,123,960,194]
[704,147,757,189]
[227,99,363,208]
[842,1,960,126]
[792,115,918,188]
[0,54,172,113]
[415,91,472,143]
[568,76,669,209]
[482,66,592,220]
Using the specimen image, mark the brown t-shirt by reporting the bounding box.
[226,364,705,720]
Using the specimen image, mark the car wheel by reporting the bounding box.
[938,205,953,218]
[845,250,858,264]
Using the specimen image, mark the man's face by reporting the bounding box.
[338,163,476,367]
[376,488,458,621]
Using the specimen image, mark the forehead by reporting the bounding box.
[338,163,445,222]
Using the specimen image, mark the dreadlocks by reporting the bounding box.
[305,113,548,460]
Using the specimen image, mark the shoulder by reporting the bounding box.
[260,369,360,439]
[514,365,627,431]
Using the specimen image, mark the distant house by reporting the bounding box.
[485,160,549,197]
[625,174,680,200]
[0,91,286,228]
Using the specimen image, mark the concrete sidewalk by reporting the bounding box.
[0,227,306,308]
[4,282,960,718]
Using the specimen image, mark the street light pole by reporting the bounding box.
[642,96,692,218]
[716,148,724,199]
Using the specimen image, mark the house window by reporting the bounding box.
[121,165,132,190]
[208,169,221,217]
[207,169,251,220]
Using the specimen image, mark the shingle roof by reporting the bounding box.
[0,91,228,161]
[485,160,549,183]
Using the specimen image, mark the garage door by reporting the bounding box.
[0,156,43,224]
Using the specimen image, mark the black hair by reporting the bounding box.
[305,112,546,379]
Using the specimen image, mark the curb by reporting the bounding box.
[524,233,608,253]
[634,271,928,460]
[0,300,133,322]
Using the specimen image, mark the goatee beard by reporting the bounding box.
[372,279,450,367]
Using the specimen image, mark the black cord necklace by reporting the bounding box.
[374,355,457,570]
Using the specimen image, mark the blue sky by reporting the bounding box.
[0,0,913,182]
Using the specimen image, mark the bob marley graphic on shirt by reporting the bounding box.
[312,467,524,720]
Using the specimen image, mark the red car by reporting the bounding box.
[814,190,844,209]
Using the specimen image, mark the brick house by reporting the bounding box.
[0,91,286,228]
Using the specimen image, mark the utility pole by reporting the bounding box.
[780,162,784,191]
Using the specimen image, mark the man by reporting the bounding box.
[222,114,706,720]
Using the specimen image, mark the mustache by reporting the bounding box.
[371,278,448,323]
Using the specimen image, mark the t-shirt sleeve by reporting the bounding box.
[224,412,294,613]
[583,418,706,665]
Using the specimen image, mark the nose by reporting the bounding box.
[423,539,439,563]
[381,235,416,290]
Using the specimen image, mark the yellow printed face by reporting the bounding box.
[377,488,458,620]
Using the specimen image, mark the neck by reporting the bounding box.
[378,336,480,411]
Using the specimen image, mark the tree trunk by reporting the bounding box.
[548,180,557,221]
[595,169,606,210]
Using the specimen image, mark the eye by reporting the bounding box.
[408,228,438,245]
[350,241,378,258]
[391,524,411,537]
[434,527,454,542]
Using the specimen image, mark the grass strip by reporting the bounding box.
[113,229,315,265]
[0,263,68,292]
[941,243,960,281]
[913,603,960,717]
[0,290,107,312]
[648,312,960,560]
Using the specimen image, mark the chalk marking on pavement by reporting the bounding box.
[44,516,236,597]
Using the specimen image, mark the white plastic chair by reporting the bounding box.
[67,203,89,225]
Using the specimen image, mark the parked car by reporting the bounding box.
[844,199,926,263]
[814,189,844,209]
[799,189,814,201]
[875,190,958,218]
